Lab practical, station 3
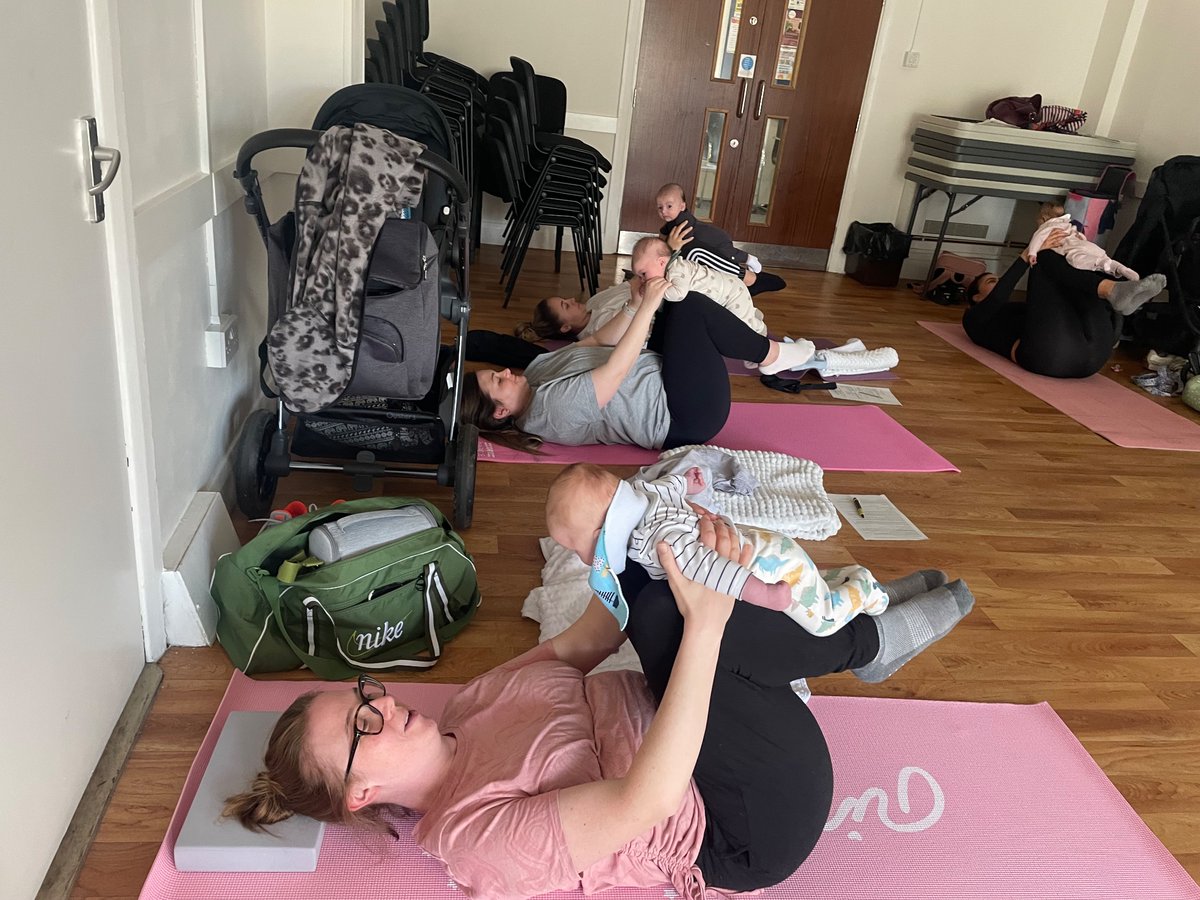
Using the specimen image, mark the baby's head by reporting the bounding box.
[630,236,672,282]
[546,463,620,564]
[655,183,687,223]
[1037,201,1066,227]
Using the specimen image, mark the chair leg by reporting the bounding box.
[554,226,564,273]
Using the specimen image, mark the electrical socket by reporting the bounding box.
[903,51,921,68]
[205,314,239,368]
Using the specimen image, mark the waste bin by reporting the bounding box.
[842,221,911,287]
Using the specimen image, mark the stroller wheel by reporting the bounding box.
[235,409,280,519]
[452,424,478,530]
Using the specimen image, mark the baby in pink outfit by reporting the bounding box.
[1027,212,1139,281]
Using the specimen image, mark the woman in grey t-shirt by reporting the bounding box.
[462,277,818,452]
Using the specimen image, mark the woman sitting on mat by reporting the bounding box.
[461,278,866,453]
[963,229,1166,378]
[226,511,973,897]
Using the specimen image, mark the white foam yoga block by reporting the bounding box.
[174,711,325,872]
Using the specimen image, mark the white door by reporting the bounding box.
[87,0,273,648]
[0,4,147,898]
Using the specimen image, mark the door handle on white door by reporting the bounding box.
[79,116,122,223]
[754,81,766,120]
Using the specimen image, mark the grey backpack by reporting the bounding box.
[347,218,440,401]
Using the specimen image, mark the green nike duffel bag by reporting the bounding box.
[211,496,481,680]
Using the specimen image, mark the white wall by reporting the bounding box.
[268,0,363,129]
[1105,0,1200,182]
[821,0,1108,273]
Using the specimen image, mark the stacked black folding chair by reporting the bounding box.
[485,57,611,306]
[366,0,486,252]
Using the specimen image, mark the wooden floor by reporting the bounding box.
[73,246,1200,897]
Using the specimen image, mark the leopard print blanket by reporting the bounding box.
[268,123,425,413]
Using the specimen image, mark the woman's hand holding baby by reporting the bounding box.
[657,541,734,634]
[640,276,670,311]
[689,503,753,568]
[1024,226,1069,264]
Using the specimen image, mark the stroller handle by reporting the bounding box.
[234,128,321,179]
[234,127,471,245]
[234,128,468,200]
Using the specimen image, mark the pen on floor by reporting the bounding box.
[852,497,866,518]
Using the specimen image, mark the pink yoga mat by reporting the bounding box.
[478,402,957,472]
[922,320,1200,452]
[141,673,1199,899]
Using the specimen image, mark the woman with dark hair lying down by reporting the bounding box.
[459,275,896,454]
[963,229,1165,378]
[226,510,972,897]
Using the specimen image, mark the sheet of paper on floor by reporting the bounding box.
[830,384,901,405]
[828,493,926,540]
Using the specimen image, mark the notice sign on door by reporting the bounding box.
[737,53,756,79]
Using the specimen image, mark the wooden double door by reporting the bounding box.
[619,0,882,264]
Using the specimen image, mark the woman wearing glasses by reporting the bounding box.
[226,516,969,897]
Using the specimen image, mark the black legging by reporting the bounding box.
[647,293,771,449]
[465,329,548,370]
[618,561,881,892]
[962,251,1117,378]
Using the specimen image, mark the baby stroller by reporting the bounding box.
[232,84,478,528]
[1113,155,1200,357]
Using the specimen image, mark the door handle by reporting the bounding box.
[79,116,122,223]
[754,80,766,120]
[737,79,749,118]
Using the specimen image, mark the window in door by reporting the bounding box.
[712,0,745,80]
[749,117,787,225]
[694,109,729,221]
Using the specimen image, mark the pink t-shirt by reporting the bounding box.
[412,660,709,899]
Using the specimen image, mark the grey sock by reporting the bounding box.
[881,569,948,605]
[852,580,974,683]
[1109,274,1166,316]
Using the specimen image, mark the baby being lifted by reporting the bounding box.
[1027,206,1139,281]
[546,462,889,633]
[629,235,770,337]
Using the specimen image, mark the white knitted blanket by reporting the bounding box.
[652,444,841,540]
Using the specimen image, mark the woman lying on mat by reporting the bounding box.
[461,279,825,453]
[463,281,640,372]
[519,279,640,345]
[225,514,973,897]
[520,226,785,346]
[963,229,1166,378]
[473,226,790,372]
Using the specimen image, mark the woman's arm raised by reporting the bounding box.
[556,541,734,873]
[577,278,644,348]
[590,276,668,408]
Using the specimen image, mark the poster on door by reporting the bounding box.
[773,0,806,87]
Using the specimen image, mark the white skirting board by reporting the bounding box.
[162,491,240,646]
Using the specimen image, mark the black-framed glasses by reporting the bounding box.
[344,674,386,780]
